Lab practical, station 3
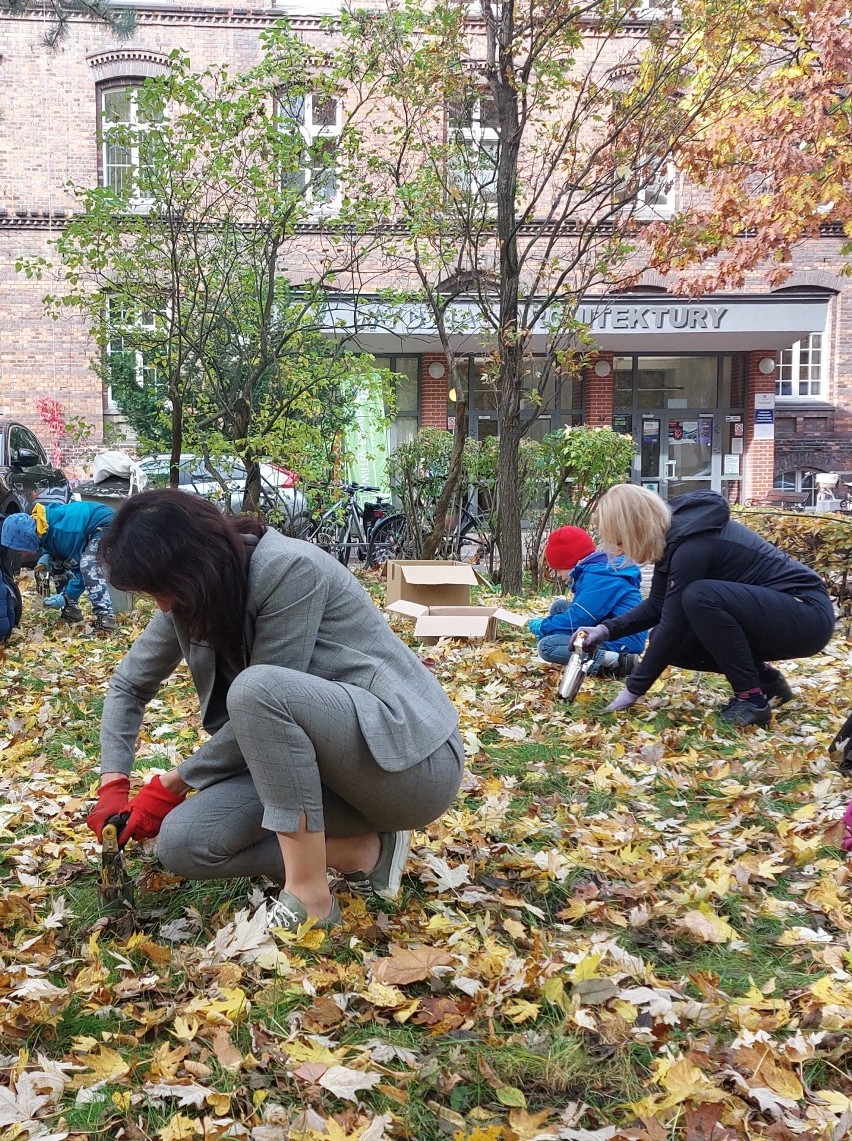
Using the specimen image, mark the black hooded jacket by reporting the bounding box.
[605,490,828,695]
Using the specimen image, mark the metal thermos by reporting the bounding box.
[558,631,591,702]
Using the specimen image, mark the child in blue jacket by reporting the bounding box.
[1,501,117,630]
[0,564,22,642]
[529,526,646,676]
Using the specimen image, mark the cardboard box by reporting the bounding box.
[387,600,527,642]
[385,560,485,607]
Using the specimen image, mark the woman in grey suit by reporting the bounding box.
[87,489,464,934]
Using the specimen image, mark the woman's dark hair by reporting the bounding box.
[99,490,266,673]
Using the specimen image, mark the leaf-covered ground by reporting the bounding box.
[1,573,851,1141]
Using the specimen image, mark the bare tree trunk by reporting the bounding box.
[168,395,183,488]
[496,354,524,593]
[232,397,259,515]
[421,400,469,559]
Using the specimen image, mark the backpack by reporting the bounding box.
[0,566,22,642]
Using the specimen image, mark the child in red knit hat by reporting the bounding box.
[528,526,646,675]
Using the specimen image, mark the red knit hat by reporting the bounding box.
[544,526,596,571]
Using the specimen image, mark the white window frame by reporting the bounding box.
[449,95,500,205]
[282,92,343,213]
[615,159,676,219]
[776,332,825,400]
[631,0,682,18]
[106,299,161,407]
[100,82,162,206]
[773,469,816,507]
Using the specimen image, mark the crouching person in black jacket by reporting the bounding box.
[573,486,835,727]
[830,713,852,775]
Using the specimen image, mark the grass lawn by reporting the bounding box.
[0,572,850,1141]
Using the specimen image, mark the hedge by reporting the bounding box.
[735,507,852,613]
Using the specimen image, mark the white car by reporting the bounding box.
[140,454,308,530]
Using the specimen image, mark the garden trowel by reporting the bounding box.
[98,813,135,914]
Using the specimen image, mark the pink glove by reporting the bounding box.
[86,776,131,841]
[605,688,640,713]
[118,775,187,845]
[842,802,852,853]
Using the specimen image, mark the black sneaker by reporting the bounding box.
[616,652,638,678]
[762,673,793,704]
[719,698,772,727]
[61,603,84,623]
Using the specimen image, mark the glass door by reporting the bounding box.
[640,413,716,499]
[665,414,714,498]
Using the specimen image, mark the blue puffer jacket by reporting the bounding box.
[41,501,115,566]
[40,501,115,604]
[1,567,21,642]
[538,552,647,654]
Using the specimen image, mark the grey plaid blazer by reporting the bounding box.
[100,529,459,787]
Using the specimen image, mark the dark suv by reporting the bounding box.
[1,419,71,517]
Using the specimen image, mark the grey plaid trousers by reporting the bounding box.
[156,663,464,882]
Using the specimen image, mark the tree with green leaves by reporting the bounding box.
[0,0,136,49]
[339,0,769,592]
[21,29,383,508]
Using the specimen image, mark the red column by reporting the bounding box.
[584,356,614,427]
[743,351,777,503]
[420,355,450,430]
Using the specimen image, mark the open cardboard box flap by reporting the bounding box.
[490,607,528,627]
[386,599,429,619]
[396,563,483,586]
[387,600,527,641]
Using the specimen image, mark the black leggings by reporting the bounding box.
[668,582,834,693]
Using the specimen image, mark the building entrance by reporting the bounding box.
[614,353,746,501]
[637,413,716,498]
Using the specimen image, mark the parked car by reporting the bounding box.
[0,419,71,569]
[0,420,71,518]
[138,454,309,529]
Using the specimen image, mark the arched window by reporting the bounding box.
[98,80,164,199]
[773,469,816,507]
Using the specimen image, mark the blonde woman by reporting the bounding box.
[572,485,834,726]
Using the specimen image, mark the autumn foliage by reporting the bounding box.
[1,564,851,1139]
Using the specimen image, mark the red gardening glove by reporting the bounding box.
[86,776,131,841]
[118,775,187,845]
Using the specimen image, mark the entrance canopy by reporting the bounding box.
[323,292,829,354]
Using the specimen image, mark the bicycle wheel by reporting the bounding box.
[330,520,354,566]
[452,509,492,565]
[366,513,413,568]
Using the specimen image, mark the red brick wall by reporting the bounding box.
[584,356,615,427]
[743,352,777,503]
[421,354,450,430]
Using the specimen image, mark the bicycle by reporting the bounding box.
[366,499,492,569]
[297,483,390,567]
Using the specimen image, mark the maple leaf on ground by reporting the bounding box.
[418,851,472,891]
[317,1065,382,1102]
[143,1081,210,1108]
[0,1072,59,1126]
[210,905,278,961]
[676,907,738,944]
[369,943,453,986]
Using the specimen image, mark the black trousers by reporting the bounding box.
[668,582,834,694]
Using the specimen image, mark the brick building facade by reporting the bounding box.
[1,2,850,503]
